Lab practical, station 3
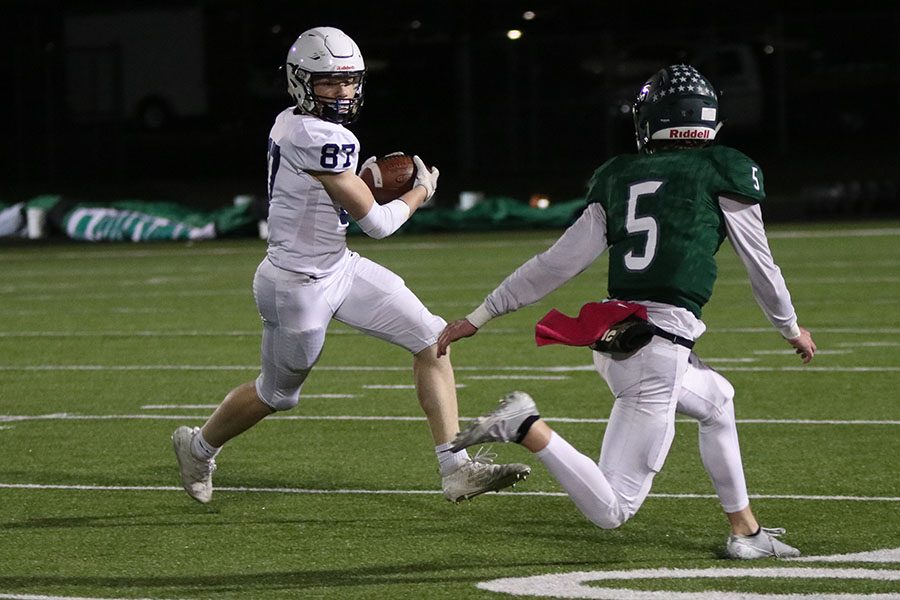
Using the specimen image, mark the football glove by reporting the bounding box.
[358,155,376,176]
[412,155,439,204]
[358,152,405,177]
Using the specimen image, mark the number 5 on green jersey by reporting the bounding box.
[624,181,663,272]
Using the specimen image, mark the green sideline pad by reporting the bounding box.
[10,195,587,241]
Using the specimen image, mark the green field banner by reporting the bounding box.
[24,195,256,241]
[10,195,585,241]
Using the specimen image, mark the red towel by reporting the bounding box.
[535,301,648,347]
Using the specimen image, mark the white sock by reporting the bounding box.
[436,442,469,476]
[191,429,220,461]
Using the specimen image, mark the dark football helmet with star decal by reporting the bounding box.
[632,64,721,153]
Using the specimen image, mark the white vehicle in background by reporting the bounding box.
[64,6,208,128]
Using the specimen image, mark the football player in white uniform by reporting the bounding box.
[172,27,529,505]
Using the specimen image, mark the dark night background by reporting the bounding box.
[3,0,899,220]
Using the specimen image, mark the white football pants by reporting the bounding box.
[536,336,750,528]
[252,253,446,410]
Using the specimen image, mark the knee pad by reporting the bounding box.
[713,374,736,419]
[703,390,737,430]
[590,504,629,530]
[258,324,320,412]
[255,375,302,412]
[266,390,300,412]
[698,371,736,426]
[719,376,736,404]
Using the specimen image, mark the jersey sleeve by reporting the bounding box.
[483,203,609,318]
[720,196,799,338]
[290,119,360,174]
[711,145,766,203]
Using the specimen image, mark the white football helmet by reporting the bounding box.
[286,27,366,124]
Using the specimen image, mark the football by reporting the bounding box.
[360,154,417,204]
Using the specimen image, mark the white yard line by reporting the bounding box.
[0,328,522,337]
[0,330,261,338]
[464,375,571,380]
[0,482,895,502]
[479,566,900,599]
[16,290,250,301]
[714,366,900,372]
[1,364,898,373]
[752,349,852,355]
[142,404,221,409]
[363,384,417,389]
[790,548,900,563]
[0,594,166,600]
[767,227,900,239]
[3,327,900,338]
[715,327,900,334]
[141,395,356,408]
[716,276,900,285]
[2,413,897,426]
[703,358,758,363]
[3,247,260,261]
[8,273,900,298]
[2,238,561,262]
[2,227,897,263]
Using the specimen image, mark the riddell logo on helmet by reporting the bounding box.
[336,65,356,70]
[669,129,711,139]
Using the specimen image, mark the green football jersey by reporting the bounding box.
[587,145,765,317]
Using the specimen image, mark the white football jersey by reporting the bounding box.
[265,108,360,277]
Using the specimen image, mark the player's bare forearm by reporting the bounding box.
[437,319,478,357]
[787,326,816,364]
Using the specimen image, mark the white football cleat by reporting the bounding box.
[172,426,216,504]
[450,391,539,452]
[725,527,801,559]
[442,447,531,503]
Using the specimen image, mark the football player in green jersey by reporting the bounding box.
[438,64,816,559]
